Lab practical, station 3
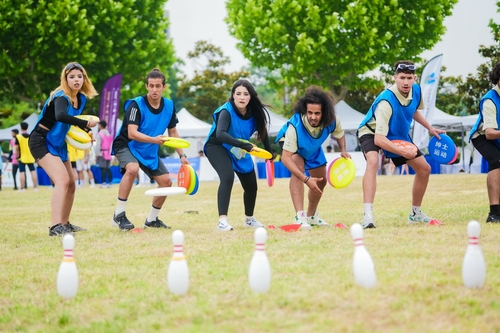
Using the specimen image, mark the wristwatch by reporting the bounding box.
[179,154,187,159]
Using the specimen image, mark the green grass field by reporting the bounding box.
[1,174,499,333]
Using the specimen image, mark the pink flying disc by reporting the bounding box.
[266,160,274,187]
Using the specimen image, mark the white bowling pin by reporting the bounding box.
[57,234,78,299]
[462,220,486,289]
[167,230,189,295]
[248,227,271,293]
[350,223,377,288]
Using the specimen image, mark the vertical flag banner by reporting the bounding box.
[99,74,122,138]
[413,54,443,150]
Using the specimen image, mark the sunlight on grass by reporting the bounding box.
[0,174,499,332]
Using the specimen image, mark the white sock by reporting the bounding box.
[245,216,254,222]
[411,206,421,216]
[364,203,373,217]
[115,199,127,216]
[147,206,161,222]
[90,179,95,185]
[297,210,306,218]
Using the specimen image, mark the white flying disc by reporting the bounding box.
[144,187,187,197]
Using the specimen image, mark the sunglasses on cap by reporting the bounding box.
[395,64,417,71]
[65,63,83,71]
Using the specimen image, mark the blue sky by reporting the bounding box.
[165,0,499,79]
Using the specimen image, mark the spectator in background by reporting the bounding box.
[0,145,3,191]
[95,120,114,188]
[272,148,281,162]
[198,150,204,157]
[5,129,20,190]
[15,122,38,191]
[326,145,332,153]
[68,144,82,188]
[76,147,96,187]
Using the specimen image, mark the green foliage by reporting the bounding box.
[436,10,500,116]
[248,67,285,113]
[226,0,457,102]
[0,99,37,128]
[176,41,250,123]
[344,77,386,114]
[0,0,176,113]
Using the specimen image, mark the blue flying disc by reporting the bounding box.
[428,134,456,164]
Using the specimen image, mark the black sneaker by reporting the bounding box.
[112,212,135,230]
[49,223,71,236]
[486,213,500,223]
[144,217,171,229]
[66,222,87,232]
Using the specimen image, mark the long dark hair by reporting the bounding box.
[228,79,270,142]
[292,86,336,127]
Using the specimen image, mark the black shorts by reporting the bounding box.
[71,161,77,168]
[472,135,500,171]
[359,134,423,167]
[28,126,50,161]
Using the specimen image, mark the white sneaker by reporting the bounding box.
[361,215,376,229]
[408,211,432,224]
[308,211,331,227]
[294,215,312,230]
[244,217,264,228]
[217,219,234,231]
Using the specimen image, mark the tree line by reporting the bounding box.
[1,0,498,131]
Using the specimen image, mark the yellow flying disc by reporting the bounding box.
[67,126,91,143]
[328,157,356,189]
[65,135,92,150]
[76,115,100,123]
[237,139,272,159]
[162,137,191,149]
[186,165,197,194]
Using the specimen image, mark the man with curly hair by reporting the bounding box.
[276,86,351,229]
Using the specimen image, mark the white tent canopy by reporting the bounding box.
[0,113,39,141]
[173,108,212,138]
[335,100,366,131]
[431,108,477,131]
[267,109,289,136]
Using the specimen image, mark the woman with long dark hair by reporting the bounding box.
[204,79,272,231]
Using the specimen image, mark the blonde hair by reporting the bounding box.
[49,62,98,103]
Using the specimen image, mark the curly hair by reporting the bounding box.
[228,79,270,142]
[292,86,336,127]
[489,62,500,85]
